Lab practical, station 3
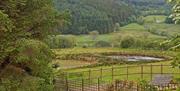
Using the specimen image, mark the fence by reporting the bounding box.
[56,64,180,91]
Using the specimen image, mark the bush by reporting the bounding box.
[165,17,174,24]
[89,31,99,40]
[0,39,54,91]
[45,35,77,48]
[94,41,111,47]
[111,34,122,47]
[120,36,135,48]
[58,35,76,48]
[82,43,89,48]
[143,40,161,50]
[136,16,144,25]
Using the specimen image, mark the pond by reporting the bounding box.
[107,55,164,62]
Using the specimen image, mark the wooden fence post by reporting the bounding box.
[82,79,84,91]
[127,65,129,80]
[100,68,103,80]
[137,84,139,91]
[141,65,144,79]
[150,64,153,80]
[161,64,163,74]
[89,69,91,80]
[88,69,91,86]
[115,80,118,91]
[98,78,100,91]
[66,76,69,91]
[112,66,114,81]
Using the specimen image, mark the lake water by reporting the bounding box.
[107,55,164,62]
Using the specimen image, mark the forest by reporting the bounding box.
[54,0,171,34]
[0,0,180,91]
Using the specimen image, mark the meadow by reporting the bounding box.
[70,15,180,48]
[52,15,180,91]
[53,47,179,80]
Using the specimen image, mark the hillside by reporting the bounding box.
[56,15,180,48]
[54,0,137,34]
[54,0,170,35]
[124,0,170,16]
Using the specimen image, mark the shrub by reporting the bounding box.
[82,43,88,48]
[165,17,174,24]
[136,16,144,25]
[143,40,161,50]
[139,80,157,91]
[120,36,135,48]
[58,35,76,48]
[94,41,111,47]
[111,34,122,47]
[89,31,99,40]
[45,35,77,48]
[0,39,54,91]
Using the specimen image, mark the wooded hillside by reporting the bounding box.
[54,0,170,34]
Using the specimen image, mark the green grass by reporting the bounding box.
[143,15,167,23]
[148,23,180,36]
[53,15,180,83]
[53,48,176,57]
[120,23,146,31]
[53,47,179,82]
[58,15,180,47]
[52,59,95,69]
[63,61,180,85]
[65,61,180,82]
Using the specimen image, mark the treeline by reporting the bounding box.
[123,0,171,16]
[54,0,137,34]
[46,34,180,51]
[0,0,67,90]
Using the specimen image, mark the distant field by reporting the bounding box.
[64,15,180,47]
[53,15,180,81]
[53,47,177,57]
[143,15,167,23]
[53,48,177,70]
[52,59,96,69]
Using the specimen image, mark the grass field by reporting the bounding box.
[143,15,167,23]
[63,15,180,47]
[53,48,177,57]
[64,60,180,83]
[54,15,180,83]
[54,48,179,82]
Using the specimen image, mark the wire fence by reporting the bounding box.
[55,64,180,91]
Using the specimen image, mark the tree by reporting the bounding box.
[168,0,180,67]
[54,0,137,34]
[114,23,120,32]
[120,36,136,48]
[45,35,77,48]
[89,31,99,41]
[0,0,67,90]
[169,0,180,24]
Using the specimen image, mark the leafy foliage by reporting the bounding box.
[120,36,136,48]
[0,0,67,90]
[54,0,137,34]
[0,39,54,91]
[169,0,180,24]
[124,0,171,16]
[45,35,77,48]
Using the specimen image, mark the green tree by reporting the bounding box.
[169,0,180,24]
[89,31,99,41]
[114,23,120,32]
[120,36,136,48]
[0,0,67,90]
[168,0,180,67]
